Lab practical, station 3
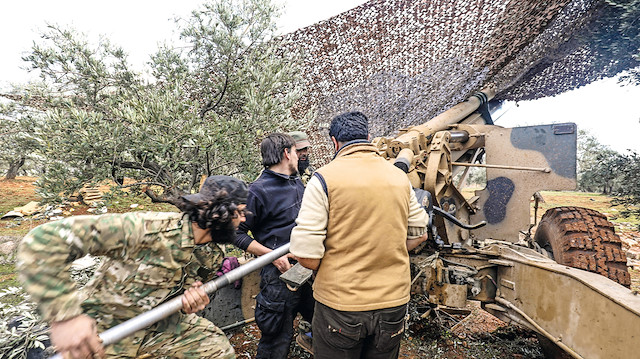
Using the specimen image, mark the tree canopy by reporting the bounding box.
[577,130,626,194]
[611,151,640,219]
[0,95,43,180]
[577,130,640,221]
[4,0,307,206]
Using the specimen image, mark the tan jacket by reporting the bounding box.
[290,142,427,311]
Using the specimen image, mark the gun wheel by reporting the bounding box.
[534,206,630,287]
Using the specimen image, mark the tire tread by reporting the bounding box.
[534,206,630,287]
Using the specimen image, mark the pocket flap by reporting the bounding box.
[256,292,285,313]
[380,317,405,338]
[326,317,362,340]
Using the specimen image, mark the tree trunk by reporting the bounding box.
[144,186,185,210]
[4,156,25,180]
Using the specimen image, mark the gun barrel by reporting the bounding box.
[51,244,291,359]
[393,88,495,148]
[448,130,469,143]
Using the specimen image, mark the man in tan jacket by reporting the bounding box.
[290,111,428,359]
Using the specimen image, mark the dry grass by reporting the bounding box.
[0,177,176,236]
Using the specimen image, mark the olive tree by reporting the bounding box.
[0,91,44,180]
[24,0,306,206]
[611,151,640,220]
[577,130,625,194]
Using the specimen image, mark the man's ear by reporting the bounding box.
[331,136,339,152]
[283,147,292,160]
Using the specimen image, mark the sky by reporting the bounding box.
[498,77,640,154]
[0,0,368,84]
[1,0,638,153]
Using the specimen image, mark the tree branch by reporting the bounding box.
[188,147,200,191]
[199,73,229,120]
[119,181,168,189]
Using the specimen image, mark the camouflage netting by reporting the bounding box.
[281,0,640,165]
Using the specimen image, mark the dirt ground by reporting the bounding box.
[0,177,175,235]
[2,177,639,358]
[224,298,543,358]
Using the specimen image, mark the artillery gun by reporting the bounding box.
[41,89,638,359]
[374,88,639,358]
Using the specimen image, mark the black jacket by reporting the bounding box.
[234,169,304,250]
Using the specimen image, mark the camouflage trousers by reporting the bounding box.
[101,312,235,358]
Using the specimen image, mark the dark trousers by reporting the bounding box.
[312,301,407,359]
[255,264,315,359]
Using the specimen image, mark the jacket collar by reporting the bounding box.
[263,168,299,181]
[334,140,379,159]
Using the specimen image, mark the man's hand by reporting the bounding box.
[246,241,294,273]
[182,281,210,314]
[50,314,104,359]
[272,253,294,273]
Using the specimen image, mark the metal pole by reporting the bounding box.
[451,162,551,173]
[219,317,256,332]
[51,243,290,359]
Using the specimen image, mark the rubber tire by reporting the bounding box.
[534,206,630,287]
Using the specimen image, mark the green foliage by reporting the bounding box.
[174,0,306,178]
[466,167,487,187]
[0,287,50,359]
[577,130,640,225]
[0,264,19,291]
[454,166,486,188]
[24,25,140,112]
[0,264,48,358]
[0,258,102,358]
[577,130,626,194]
[611,151,640,220]
[14,0,306,206]
[0,92,44,179]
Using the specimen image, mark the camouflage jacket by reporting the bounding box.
[300,166,315,186]
[17,212,223,326]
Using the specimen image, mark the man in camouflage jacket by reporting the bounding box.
[17,175,248,359]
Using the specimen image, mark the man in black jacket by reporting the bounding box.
[234,133,314,359]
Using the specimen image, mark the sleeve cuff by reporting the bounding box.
[233,233,253,250]
[407,226,427,239]
[40,293,85,323]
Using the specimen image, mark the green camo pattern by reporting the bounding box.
[17,212,234,358]
[300,166,314,186]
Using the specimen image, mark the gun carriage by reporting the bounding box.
[374,89,639,359]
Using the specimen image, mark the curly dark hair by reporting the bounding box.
[182,188,243,244]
